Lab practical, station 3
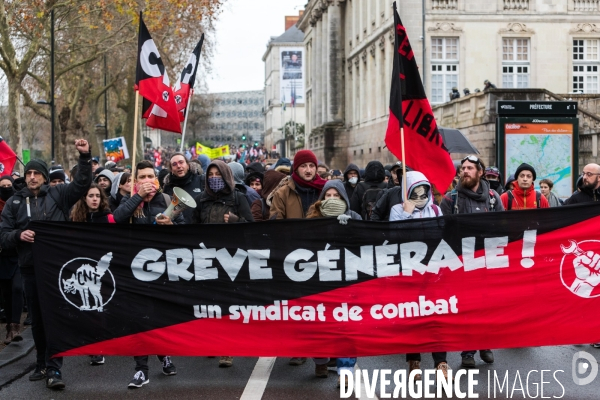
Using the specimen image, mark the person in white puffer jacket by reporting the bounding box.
[389,170,441,221]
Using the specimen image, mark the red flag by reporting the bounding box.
[135,13,181,134]
[0,137,17,175]
[173,34,204,121]
[385,2,454,193]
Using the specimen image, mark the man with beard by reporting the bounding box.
[441,155,503,368]
[565,163,600,204]
[162,153,204,224]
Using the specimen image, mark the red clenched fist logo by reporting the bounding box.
[561,240,600,298]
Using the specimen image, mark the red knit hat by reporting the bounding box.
[293,150,318,171]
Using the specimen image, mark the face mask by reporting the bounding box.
[0,186,14,201]
[320,198,348,217]
[489,180,501,191]
[208,177,226,192]
[348,177,358,185]
[409,185,429,209]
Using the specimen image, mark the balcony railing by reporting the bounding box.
[573,0,600,11]
[431,0,458,11]
[504,0,529,10]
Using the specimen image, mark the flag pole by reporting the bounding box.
[16,156,26,167]
[401,127,407,201]
[179,89,194,153]
[131,91,140,172]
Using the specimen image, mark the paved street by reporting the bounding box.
[0,344,598,399]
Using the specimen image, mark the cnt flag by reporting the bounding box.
[384,2,455,193]
[0,137,16,175]
[173,34,205,122]
[135,13,181,134]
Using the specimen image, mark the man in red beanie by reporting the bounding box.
[269,149,327,370]
[270,150,326,219]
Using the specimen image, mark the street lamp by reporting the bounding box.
[37,8,56,163]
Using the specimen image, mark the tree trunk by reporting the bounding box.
[7,79,23,173]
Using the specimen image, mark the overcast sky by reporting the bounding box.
[206,0,305,94]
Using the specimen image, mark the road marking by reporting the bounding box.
[240,357,276,400]
[355,364,380,400]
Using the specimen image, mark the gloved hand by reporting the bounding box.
[337,214,351,225]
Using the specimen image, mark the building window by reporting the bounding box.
[502,38,530,88]
[573,39,600,93]
[430,37,459,104]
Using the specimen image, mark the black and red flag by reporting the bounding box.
[172,34,204,121]
[135,13,181,134]
[385,2,455,192]
[32,205,600,358]
[0,137,17,175]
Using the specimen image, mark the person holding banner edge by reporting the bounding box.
[0,139,93,390]
[441,155,504,368]
[112,160,181,388]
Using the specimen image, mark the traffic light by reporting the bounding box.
[241,134,246,141]
[254,142,259,147]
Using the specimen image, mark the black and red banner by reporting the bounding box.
[385,3,455,192]
[33,204,600,358]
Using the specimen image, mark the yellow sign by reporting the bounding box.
[195,143,231,159]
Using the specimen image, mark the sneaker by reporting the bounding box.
[29,366,46,381]
[461,355,476,368]
[162,356,177,375]
[46,370,65,390]
[408,360,422,380]
[288,357,307,366]
[90,355,105,365]
[591,343,600,348]
[337,374,349,389]
[480,349,494,364]
[219,356,233,368]
[315,363,328,378]
[436,362,450,381]
[128,371,149,388]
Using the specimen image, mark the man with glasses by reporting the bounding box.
[565,163,600,205]
[441,155,504,368]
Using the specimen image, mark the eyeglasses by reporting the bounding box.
[581,171,600,178]
[461,155,482,166]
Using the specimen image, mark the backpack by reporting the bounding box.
[506,190,541,210]
[450,189,497,214]
[361,184,385,220]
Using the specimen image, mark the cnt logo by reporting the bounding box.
[59,252,115,312]
[560,240,600,298]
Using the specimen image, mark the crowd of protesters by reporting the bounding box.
[0,139,598,391]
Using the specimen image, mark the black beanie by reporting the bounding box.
[49,169,66,182]
[515,163,536,181]
[24,159,49,183]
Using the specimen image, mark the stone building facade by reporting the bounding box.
[297,0,600,169]
[262,24,306,158]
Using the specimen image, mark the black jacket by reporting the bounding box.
[371,186,403,221]
[440,180,504,214]
[0,153,93,269]
[343,163,360,200]
[162,172,204,223]
[113,193,185,225]
[350,161,386,214]
[564,187,600,205]
[193,190,254,224]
